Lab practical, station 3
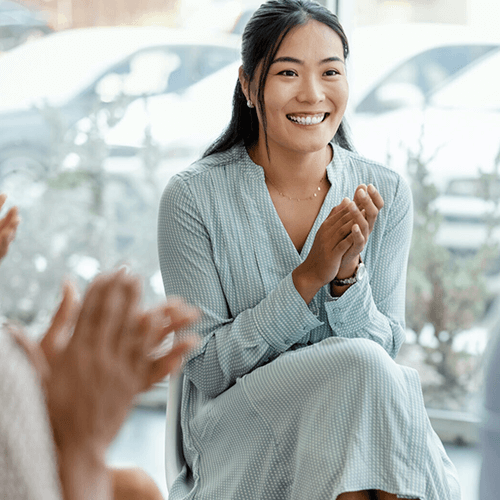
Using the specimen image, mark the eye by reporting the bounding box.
[278,70,297,77]
[324,69,340,76]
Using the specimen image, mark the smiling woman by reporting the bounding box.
[158,1,461,499]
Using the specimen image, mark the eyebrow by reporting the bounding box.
[271,56,344,65]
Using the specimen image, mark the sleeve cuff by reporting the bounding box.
[324,276,376,336]
[253,272,324,351]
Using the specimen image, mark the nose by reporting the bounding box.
[297,75,325,104]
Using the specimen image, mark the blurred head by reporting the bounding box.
[204,0,352,158]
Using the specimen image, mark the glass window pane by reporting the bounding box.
[348,0,500,415]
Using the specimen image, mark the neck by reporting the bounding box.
[249,140,332,187]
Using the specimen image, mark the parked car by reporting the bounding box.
[0,26,241,181]
[347,23,499,116]
[0,0,53,52]
[348,28,500,192]
[99,60,240,168]
[433,177,500,257]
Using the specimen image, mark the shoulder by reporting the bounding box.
[168,144,246,190]
[336,145,408,189]
[159,143,249,224]
[334,144,412,211]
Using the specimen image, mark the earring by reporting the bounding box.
[247,99,255,109]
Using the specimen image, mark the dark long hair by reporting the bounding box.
[203,0,353,158]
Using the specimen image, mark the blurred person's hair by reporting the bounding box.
[203,0,353,159]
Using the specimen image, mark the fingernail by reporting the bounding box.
[343,197,350,204]
[118,264,131,274]
[353,224,360,233]
[349,201,358,212]
[368,184,375,193]
[358,188,366,198]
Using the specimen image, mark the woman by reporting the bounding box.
[158,1,460,499]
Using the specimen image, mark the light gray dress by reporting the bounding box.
[158,142,461,500]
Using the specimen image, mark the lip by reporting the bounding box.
[286,112,329,125]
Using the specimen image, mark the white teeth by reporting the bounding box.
[287,114,326,125]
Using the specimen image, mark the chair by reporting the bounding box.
[165,372,186,491]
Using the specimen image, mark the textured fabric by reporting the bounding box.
[0,330,62,500]
[158,142,461,500]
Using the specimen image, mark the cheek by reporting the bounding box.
[335,80,349,104]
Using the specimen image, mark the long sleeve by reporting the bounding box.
[158,173,323,398]
[323,174,413,358]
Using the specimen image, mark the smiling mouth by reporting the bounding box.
[286,113,329,125]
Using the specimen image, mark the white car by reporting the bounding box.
[100,59,241,177]
[349,33,500,192]
[0,25,241,111]
[0,26,241,178]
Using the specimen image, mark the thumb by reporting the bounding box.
[40,280,80,364]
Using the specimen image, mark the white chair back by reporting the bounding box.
[165,372,186,491]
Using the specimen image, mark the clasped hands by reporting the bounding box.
[293,184,384,303]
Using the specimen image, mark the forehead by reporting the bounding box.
[276,19,345,61]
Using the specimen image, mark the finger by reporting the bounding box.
[367,184,384,210]
[0,193,6,211]
[144,301,199,351]
[144,337,199,390]
[76,269,140,350]
[326,197,351,218]
[163,300,200,332]
[353,184,367,204]
[40,280,80,362]
[72,272,115,346]
[353,189,379,231]
[0,206,19,231]
[349,224,366,255]
[334,232,355,257]
[0,208,20,260]
[111,272,142,353]
[347,201,369,238]
[330,213,357,248]
[341,222,366,260]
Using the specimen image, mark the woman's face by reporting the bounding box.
[242,19,349,159]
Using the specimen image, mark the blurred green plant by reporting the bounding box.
[404,143,500,410]
[0,96,164,335]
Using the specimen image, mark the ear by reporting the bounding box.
[238,65,250,101]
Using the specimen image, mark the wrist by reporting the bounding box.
[58,444,110,500]
[331,258,365,296]
[335,256,360,280]
[292,266,323,305]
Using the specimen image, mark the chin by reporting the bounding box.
[286,136,332,155]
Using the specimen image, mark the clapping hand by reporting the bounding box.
[335,184,384,280]
[0,193,20,262]
[12,269,199,455]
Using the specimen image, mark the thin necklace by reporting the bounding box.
[265,172,327,202]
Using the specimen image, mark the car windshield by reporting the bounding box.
[355,44,497,113]
[430,48,500,110]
